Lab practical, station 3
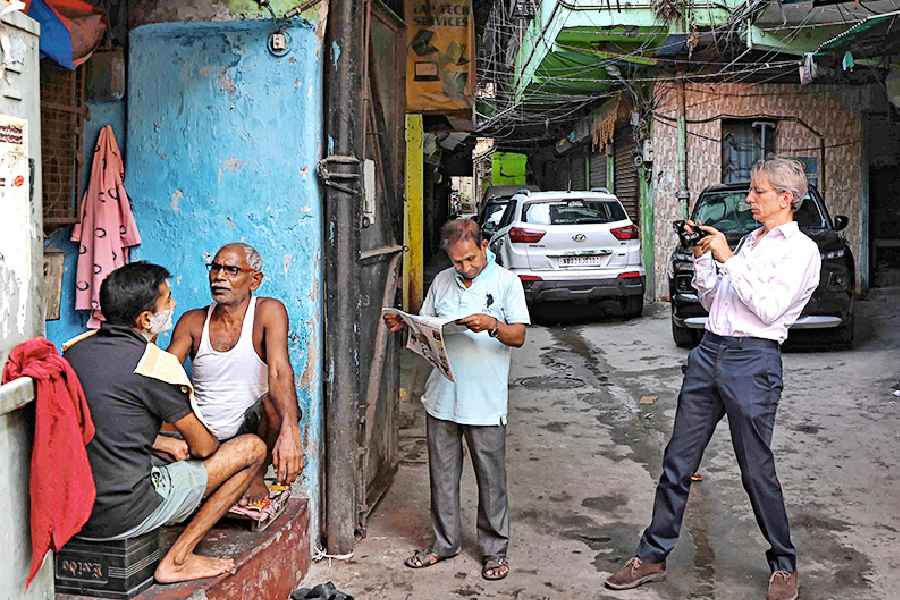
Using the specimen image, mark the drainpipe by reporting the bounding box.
[676,72,689,217]
[323,0,364,555]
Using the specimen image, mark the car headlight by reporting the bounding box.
[821,249,845,260]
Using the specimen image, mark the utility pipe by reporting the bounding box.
[676,73,689,217]
[323,0,364,555]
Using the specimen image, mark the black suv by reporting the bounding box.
[669,183,854,348]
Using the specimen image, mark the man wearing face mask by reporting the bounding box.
[169,243,302,505]
[65,261,268,583]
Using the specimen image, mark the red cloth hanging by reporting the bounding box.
[2,337,95,587]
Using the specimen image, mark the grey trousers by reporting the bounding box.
[637,331,796,572]
[426,413,509,560]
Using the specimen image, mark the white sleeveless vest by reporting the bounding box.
[192,296,268,439]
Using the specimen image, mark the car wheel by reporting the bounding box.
[672,319,698,348]
[623,296,643,319]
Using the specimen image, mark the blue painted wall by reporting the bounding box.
[44,99,127,344]
[125,19,324,541]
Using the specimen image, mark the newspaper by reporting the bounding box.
[382,308,469,382]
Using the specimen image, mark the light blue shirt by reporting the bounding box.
[419,252,530,426]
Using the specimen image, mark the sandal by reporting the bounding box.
[482,557,509,581]
[404,549,453,569]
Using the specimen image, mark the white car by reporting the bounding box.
[488,189,645,318]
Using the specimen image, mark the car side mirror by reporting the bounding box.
[833,215,849,231]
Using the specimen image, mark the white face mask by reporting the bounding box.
[148,307,174,336]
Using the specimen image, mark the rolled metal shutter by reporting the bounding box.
[570,151,586,191]
[558,158,571,191]
[590,150,607,191]
[614,125,639,225]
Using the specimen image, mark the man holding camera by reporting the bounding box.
[606,158,820,600]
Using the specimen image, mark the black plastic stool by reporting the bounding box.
[55,530,161,599]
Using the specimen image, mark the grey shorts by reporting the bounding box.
[233,395,266,438]
[109,460,208,540]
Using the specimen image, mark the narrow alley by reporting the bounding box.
[306,293,900,599]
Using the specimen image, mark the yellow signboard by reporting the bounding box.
[405,0,474,114]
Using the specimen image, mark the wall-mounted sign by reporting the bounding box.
[405,0,474,114]
[0,114,29,335]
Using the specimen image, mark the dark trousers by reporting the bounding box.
[637,332,796,572]
[426,413,509,560]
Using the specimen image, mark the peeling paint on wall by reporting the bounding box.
[170,189,184,212]
[330,40,341,66]
[218,69,238,95]
[300,327,317,389]
[128,0,328,27]
[126,18,325,547]
[0,262,22,343]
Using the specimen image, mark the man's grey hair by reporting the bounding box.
[440,218,483,251]
[751,157,809,211]
[220,242,263,272]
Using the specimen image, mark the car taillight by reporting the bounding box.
[610,225,639,240]
[617,271,642,280]
[509,227,546,243]
[518,274,542,288]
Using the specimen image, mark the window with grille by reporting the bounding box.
[721,119,776,183]
[40,61,85,229]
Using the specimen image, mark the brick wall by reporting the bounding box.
[650,82,866,299]
[41,61,84,227]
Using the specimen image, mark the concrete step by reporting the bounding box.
[58,498,309,600]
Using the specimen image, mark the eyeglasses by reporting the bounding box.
[206,262,255,277]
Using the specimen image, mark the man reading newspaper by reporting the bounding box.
[383,218,529,582]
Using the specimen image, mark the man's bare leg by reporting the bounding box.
[240,395,281,505]
[154,434,267,583]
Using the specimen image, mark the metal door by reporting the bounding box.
[570,149,586,191]
[614,125,639,225]
[590,150,607,190]
[355,0,405,534]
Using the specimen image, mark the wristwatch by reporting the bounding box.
[488,318,500,338]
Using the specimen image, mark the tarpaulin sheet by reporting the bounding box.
[24,0,105,69]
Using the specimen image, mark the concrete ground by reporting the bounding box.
[304,291,900,599]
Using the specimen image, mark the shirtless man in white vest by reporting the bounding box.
[169,243,302,503]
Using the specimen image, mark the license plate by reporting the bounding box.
[559,255,607,267]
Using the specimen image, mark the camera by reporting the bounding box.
[673,220,710,247]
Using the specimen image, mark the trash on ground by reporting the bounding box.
[292,581,354,600]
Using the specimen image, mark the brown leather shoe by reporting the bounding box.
[767,570,799,600]
[605,557,666,590]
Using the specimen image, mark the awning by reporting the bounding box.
[816,10,900,58]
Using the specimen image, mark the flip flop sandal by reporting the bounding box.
[482,557,509,581]
[404,549,454,569]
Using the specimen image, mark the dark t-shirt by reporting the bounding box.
[65,324,193,538]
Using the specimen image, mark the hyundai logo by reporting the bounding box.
[572,234,586,242]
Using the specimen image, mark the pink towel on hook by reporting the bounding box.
[71,125,141,327]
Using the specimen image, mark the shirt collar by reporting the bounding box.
[453,249,497,287]
[751,220,799,241]
[99,323,151,344]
